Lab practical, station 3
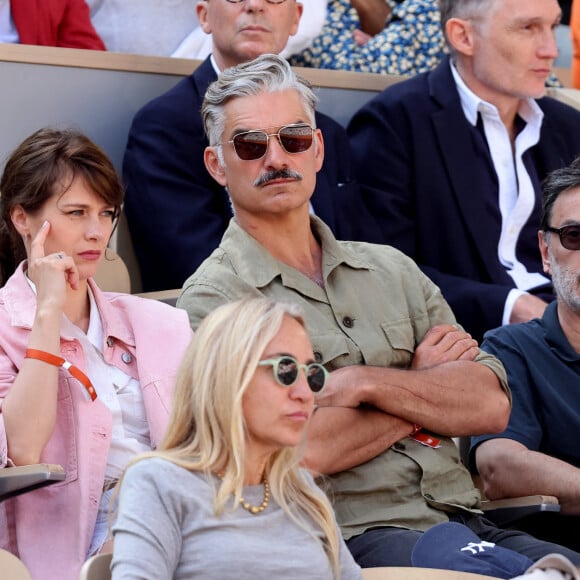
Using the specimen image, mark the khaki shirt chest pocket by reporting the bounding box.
[310,332,352,371]
[379,319,415,368]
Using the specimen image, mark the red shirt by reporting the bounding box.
[11,0,105,50]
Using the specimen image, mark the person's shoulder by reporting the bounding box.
[103,291,191,327]
[128,59,214,136]
[350,68,434,126]
[105,291,178,311]
[482,316,544,349]
[537,94,580,123]
[338,239,424,277]
[183,246,232,284]
[537,97,580,140]
[374,68,433,105]
[125,456,175,477]
[339,239,418,263]
[0,266,33,310]
[123,457,173,490]
[124,457,204,491]
[132,73,199,123]
[180,246,259,306]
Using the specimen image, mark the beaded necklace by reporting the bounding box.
[239,478,270,515]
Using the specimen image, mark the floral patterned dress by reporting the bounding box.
[288,0,563,86]
[288,0,447,76]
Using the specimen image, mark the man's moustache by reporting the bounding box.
[254,169,303,187]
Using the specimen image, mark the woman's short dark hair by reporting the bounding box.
[0,127,124,284]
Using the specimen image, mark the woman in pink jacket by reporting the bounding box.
[0,127,192,580]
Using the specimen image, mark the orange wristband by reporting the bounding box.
[25,348,97,402]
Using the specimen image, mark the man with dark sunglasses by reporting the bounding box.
[178,53,580,571]
[122,0,361,292]
[470,157,580,551]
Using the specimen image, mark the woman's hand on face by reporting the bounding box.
[28,221,80,309]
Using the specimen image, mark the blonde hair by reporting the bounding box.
[121,297,340,576]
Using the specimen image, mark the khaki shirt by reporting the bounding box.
[178,217,509,539]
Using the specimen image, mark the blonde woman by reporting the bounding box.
[111,297,361,579]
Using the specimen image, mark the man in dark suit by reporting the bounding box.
[348,0,580,342]
[123,0,359,291]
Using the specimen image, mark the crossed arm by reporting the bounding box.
[304,325,510,475]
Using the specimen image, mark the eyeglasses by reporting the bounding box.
[258,356,328,393]
[546,224,580,250]
[224,0,287,4]
[223,123,314,161]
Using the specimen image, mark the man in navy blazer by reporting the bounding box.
[123,0,359,291]
[348,0,580,342]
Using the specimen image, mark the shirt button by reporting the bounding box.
[106,337,114,347]
[121,352,133,364]
[342,316,354,328]
[393,442,406,451]
[313,351,323,363]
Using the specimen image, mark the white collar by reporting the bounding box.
[210,53,221,76]
[450,60,543,128]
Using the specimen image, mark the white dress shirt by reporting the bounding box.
[451,62,550,326]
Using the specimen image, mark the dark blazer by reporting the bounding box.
[347,56,580,341]
[11,0,105,49]
[123,56,360,291]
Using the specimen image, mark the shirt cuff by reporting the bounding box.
[503,288,527,326]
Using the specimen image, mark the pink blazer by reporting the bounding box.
[0,264,192,580]
[11,0,105,50]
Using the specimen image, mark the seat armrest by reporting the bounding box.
[461,445,562,528]
[134,289,181,306]
[0,464,65,502]
[481,495,560,527]
[362,566,503,579]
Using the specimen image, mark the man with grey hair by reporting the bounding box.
[178,53,580,570]
[123,0,359,292]
[348,0,580,344]
[470,157,580,551]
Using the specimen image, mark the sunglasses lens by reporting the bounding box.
[279,125,313,154]
[275,357,300,386]
[561,226,580,250]
[233,131,268,160]
[306,364,327,393]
